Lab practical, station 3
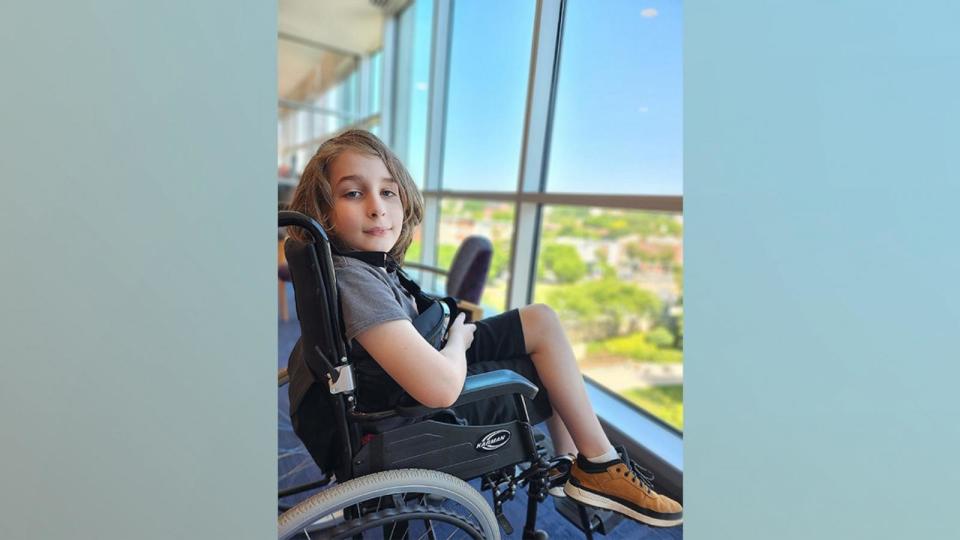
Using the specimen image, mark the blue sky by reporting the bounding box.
[411,0,683,196]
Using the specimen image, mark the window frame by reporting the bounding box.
[388,0,685,496]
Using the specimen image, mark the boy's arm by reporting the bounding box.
[356,317,470,409]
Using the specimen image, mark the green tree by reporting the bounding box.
[597,260,617,279]
[546,279,661,340]
[437,243,457,269]
[645,327,675,348]
[406,239,422,262]
[489,239,510,279]
[675,310,684,348]
[625,385,683,430]
[671,265,683,348]
[537,244,587,284]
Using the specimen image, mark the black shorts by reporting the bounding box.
[452,308,554,426]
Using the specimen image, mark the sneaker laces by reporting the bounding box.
[615,445,656,493]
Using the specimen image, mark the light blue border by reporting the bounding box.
[686,1,960,538]
[1,2,276,537]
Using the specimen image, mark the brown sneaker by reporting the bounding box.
[563,450,683,527]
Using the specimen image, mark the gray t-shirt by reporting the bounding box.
[333,255,419,342]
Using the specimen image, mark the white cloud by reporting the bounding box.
[415,82,428,92]
[638,106,649,113]
[641,8,658,18]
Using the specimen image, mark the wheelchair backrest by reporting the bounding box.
[279,212,348,413]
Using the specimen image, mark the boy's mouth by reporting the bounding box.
[364,227,392,236]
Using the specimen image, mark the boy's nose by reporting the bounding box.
[367,199,386,216]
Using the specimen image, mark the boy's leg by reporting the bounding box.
[459,306,607,456]
[456,306,681,527]
[518,304,683,527]
[546,413,576,456]
[517,304,612,458]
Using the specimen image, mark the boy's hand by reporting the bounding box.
[445,312,476,351]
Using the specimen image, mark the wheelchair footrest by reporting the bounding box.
[554,495,625,536]
[496,511,514,535]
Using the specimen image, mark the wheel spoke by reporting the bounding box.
[415,518,435,540]
[279,470,495,540]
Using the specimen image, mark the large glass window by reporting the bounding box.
[533,206,684,429]
[437,198,515,314]
[368,50,382,117]
[277,0,684,439]
[396,1,433,187]
[405,223,424,264]
[546,0,682,195]
[441,0,536,192]
[277,41,382,177]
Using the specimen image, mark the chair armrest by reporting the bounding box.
[456,299,483,322]
[402,261,448,276]
[396,369,539,418]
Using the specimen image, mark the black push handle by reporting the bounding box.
[279,210,329,243]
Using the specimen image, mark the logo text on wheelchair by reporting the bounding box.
[475,429,512,452]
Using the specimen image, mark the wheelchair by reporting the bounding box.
[276,211,610,539]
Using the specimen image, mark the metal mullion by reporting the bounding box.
[307,101,315,145]
[421,190,683,212]
[358,55,372,121]
[424,0,451,194]
[391,5,416,167]
[419,196,440,292]
[420,0,453,291]
[380,16,398,146]
[420,190,517,202]
[508,0,569,310]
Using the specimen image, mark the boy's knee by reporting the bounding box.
[522,303,559,330]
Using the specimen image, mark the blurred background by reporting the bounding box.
[278,0,683,434]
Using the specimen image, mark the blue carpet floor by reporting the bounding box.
[278,283,682,539]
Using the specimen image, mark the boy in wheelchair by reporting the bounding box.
[282,130,682,536]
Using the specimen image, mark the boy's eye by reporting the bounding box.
[344,191,362,199]
[381,189,397,197]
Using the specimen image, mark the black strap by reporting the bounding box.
[396,269,435,315]
[330,248,395,270]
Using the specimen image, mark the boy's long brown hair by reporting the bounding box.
[286,129,424,263]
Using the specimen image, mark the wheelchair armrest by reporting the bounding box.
[395,369,539,418]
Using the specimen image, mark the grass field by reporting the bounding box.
[623,385,683,430]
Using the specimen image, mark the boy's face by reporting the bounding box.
[328,150,403,253]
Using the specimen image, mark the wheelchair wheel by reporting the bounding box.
[278,468,500,540]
